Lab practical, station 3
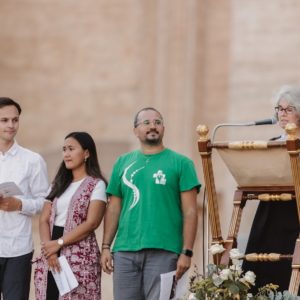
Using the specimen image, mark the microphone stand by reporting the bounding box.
[204,121,255,269]
[211,121,255,143]
[206,121,255,268]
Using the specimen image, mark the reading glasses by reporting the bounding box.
[274,106,296,114]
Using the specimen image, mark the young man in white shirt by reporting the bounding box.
[0,97,49,300]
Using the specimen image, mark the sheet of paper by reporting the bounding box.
[159,270,189,300]
[51,255,79,296]
[0,182,23,197]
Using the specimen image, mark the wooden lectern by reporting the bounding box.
[197,123,300,295]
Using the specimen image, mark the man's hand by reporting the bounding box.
[101,248,114,274]
[0,196,22,212]
[175,254,191,280]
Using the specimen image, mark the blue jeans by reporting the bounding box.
[113,249,178,300]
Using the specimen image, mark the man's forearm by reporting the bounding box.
[102,196,121,247]
[182,207,198,249]
[181,188,198,250]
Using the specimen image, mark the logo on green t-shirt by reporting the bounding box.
[153,170,166,185]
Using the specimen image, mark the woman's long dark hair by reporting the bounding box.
[47,132,107,201]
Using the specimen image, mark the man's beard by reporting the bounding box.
[144,137,162,145]
[144,129,162,145]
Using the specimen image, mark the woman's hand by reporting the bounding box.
[41,240,61,259]
[47,253,61,273]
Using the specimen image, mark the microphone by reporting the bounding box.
[252,117,277,126]
[212,117,277,142]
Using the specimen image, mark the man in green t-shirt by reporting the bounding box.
[101,107,201,300]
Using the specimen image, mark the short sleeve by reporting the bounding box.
[90,180,107,202]
[179,159,201,193]
[106,157,123,197]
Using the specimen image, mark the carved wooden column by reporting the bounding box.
[286,123,300,295]
[197,125,223,249]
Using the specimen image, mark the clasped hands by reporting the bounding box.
[41,240,61,273]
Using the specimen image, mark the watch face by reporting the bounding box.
[182,249,193,257]
[58,238,64,246]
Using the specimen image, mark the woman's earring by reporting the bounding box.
[84,157,87,163]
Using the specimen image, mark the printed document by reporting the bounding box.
[51,255,79,296]
[159,270,189,300]
[0,182,23,197]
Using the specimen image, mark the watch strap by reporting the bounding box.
[181,249,193,257]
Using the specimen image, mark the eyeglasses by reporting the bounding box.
[274,106,296,114]
[136,119,163,127]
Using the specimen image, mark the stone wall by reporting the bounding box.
[1,0,300,298]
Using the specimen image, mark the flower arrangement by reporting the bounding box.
[185,244,300,300]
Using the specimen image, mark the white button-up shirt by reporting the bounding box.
[0,141,49,257]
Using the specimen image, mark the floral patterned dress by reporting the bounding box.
[34,176,102,300]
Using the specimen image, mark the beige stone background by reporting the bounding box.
[1,0,300,299]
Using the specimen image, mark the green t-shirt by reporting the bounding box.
[107,148,201,254]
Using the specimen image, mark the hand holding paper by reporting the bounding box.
[51,256,79,296]
[159,270,189,300]
[0,182,23,197]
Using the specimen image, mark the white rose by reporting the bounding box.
[230,263,242,275]
[188,293,197,300]
[219,268,232,281]
[231,258,241,266]
[244,271,256,285]
[229,248,243,260]
[209,243,225,255]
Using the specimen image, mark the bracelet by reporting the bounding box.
[102,242,111,249]
[102,246,110,250]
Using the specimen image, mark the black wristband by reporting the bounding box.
[181,249,193,257]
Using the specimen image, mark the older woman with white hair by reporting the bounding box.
[272,85,300,139]
[243,85,300,293]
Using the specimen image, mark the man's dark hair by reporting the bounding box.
[0,97,22,114]
[133,107,163,128]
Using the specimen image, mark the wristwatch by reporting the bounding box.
[57,238,64,247]
[181,249,193,257]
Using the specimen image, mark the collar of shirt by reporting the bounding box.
[0,140,18,158]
